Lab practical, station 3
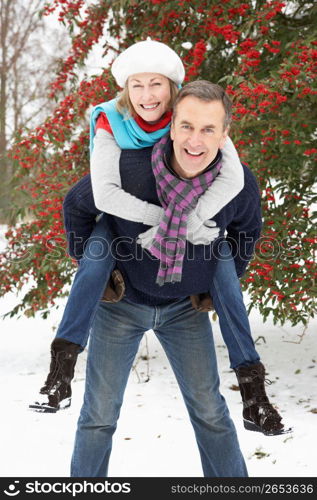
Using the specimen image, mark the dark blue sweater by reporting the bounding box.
[107,146,262,306]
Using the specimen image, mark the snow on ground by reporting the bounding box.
[0,287,316,478]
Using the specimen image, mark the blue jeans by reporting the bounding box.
[70,298,248,477]
[55,215,115,348]
[210,241,260,369]
[56,216,259,368]
[63,174,101,260]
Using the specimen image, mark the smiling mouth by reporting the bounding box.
[184,148,204,157]
[140,103,160,110]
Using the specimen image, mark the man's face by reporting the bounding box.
[170,96,229,179]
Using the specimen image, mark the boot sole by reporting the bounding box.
[28,397,71,413]
[244,418,293,436]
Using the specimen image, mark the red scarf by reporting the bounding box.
[95,111,172,134]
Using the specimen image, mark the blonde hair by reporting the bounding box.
[116,79,179,119]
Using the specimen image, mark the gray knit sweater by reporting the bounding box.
[90,130,244,227]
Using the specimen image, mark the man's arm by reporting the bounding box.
[225,167,262,277]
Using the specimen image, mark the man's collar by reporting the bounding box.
[162,135,222,180]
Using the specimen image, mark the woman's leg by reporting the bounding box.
[210,240,289,436]
[55,214,115,346]
[63,173,101,260]
[29,215,116,413]
[210,241,260,370]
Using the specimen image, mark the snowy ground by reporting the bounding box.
[0,287,316,478]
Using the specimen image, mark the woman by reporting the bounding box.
[29,40,287,436]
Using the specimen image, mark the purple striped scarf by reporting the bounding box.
[149,134,222,286]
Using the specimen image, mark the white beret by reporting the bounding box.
[111,39,185,88]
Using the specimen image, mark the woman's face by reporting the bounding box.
[127,73,171,123]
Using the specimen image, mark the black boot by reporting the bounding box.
[29,338,81,413]
[235,362,292,436]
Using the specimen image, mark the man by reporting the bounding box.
[70,81,262,477]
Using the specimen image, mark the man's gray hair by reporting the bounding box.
[173,80,232,130]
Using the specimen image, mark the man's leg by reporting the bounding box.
[71,299,149,477]
[154,298,247,477]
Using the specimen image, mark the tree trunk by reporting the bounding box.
[0,0,11,222]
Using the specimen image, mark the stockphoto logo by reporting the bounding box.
[3,480,131,496]
[3,481,21,496]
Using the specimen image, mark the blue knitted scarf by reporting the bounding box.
[89,98,171,153]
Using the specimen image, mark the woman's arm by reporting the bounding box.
[90,129,164,225]
[194,136,244,221]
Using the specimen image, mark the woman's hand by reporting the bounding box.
[137,218,219,250]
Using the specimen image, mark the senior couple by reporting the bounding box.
[31,40,289,477]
